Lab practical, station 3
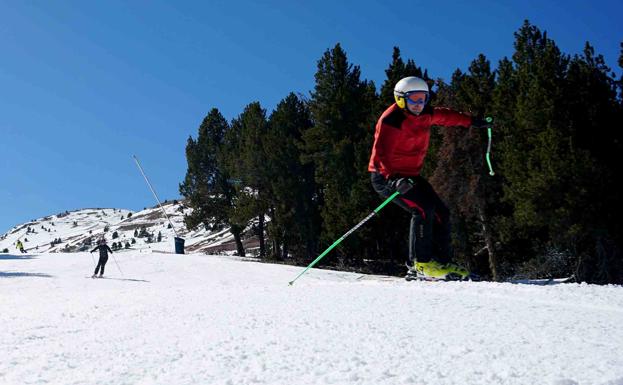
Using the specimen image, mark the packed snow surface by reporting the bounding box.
[1,251,622,385]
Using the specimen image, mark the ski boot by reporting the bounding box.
[405,260,476,281]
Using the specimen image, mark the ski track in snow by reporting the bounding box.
[1,251,623,385]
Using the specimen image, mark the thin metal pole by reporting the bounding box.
[288,191,401,286]
[111,252,124,276]
[132,155,179,237]
[89,251,96,268]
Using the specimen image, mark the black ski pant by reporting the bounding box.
[370,172,452,264]
[94,256,108,276]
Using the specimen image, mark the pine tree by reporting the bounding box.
[618,42,623,102]
[491,21,571,276]
[488,21,623,281]
[180,108,228,229]
[562,43,623,283]
[215,114,251,257]
[431,54,502,279]
[225,102,270,258]
[180,108,246,256]
[301,43,378,266]
[139,227,149,238]
[379,47,429,108]
[264,93,319,260]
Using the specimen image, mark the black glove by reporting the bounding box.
[471,116,492,128]
[389,177,415,194]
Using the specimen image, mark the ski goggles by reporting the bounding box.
[404,91,428,105]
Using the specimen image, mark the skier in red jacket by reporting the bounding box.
[369,76,488,280]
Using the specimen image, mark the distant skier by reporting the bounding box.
[90,238,113,278]
[16,240,26,254]
[369,76,489,281]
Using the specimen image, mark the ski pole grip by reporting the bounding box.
[485,117,495,176]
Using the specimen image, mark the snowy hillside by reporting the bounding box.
[0,202,247,255]
[1,251,622,385]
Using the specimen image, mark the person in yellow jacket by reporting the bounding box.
[16,240,26,254]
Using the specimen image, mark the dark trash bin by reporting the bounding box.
[174,237,185,254]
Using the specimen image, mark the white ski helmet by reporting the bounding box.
[393,76,429,110]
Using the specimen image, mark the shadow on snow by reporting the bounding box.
[0,254,38,260]
[88,276,150,283]
[0,272,53,278]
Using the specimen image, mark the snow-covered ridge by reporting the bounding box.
[0,202,241,255]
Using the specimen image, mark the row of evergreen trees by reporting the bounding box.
[180,21,623,283]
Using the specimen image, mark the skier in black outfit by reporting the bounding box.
[90,238,113,278]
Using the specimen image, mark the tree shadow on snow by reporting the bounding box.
[0,254,38,260]
[0,272,53,278]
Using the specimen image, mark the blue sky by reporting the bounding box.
[1,0,621,234]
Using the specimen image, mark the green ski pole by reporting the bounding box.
[485,116,495,176]
[288,190,401,286]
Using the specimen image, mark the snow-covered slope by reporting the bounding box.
[1,251,622,385]
[0,208,132,253]
[0,202,243,255]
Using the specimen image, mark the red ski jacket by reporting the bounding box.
[368,103,472,178]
